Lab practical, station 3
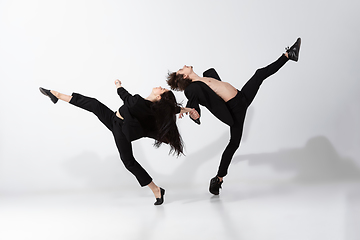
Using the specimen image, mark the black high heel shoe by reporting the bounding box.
[154,187,165,205]
[39,87,58,104]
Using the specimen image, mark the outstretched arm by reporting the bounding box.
[115,79,138,106]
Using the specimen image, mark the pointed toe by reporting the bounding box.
[39,87,58,104]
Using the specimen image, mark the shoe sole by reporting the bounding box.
[294,38,301,62]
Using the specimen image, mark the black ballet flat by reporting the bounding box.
[39,87,58,104]
[154,187,165,205]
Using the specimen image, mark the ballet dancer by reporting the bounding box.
[40,80,195,205]
[167,38,301,195]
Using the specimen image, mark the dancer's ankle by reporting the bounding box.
[153,186,161,198]
[50,90,58,98]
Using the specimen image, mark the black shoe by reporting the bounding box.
[39,87,58,104]
[154,187,165,205]
[209,176,223,195]
[286,37,301,62]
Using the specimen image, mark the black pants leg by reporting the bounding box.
[217,93,247,177]
[111,123,153,187]
[217,54,288,177]
[241,54,288,106]
[69,93,153,187]
[69,93,115,131]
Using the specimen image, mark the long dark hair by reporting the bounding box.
[151,90,184,157]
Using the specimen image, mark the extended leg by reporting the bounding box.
[39,88,114,130]
[51,90,72,102]
[69,93,115,131]
[240,54,288,106]
[241,37,301,106]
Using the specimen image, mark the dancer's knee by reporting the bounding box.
[254,68,266,79]
[228,139,241,151]
[122,158,135,171]
[120,153,136,170]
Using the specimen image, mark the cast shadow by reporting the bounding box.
[61,130,230,197]
[345,185,360,240]
[232,135,360,184]
[60,108,256,203]
[63,151,134,191]
[205,136,360,233]
[209,196,243,239]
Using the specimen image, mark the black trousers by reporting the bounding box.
[69,93,153,187]
[217,54,289,177]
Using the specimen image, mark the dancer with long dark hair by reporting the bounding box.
[39,80,195,205]
[167,38,301,195]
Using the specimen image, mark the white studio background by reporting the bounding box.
[0,0,359,195]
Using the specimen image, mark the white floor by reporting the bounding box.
[1,181,360,240]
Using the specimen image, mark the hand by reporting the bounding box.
[179,107,190,119]
[189,109,199,120]
[178,108,199,120]
[115,79,122,88]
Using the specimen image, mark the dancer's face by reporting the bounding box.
[152,86,168,98]
[177,65,193,78]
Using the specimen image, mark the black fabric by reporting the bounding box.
[185,68,234,126]
[117,87,157,142]
[217,54,288,177]
[183,54,289,177]
[69,92,153,187]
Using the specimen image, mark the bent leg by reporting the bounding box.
[241,54,288,106]
[112,123,153,187]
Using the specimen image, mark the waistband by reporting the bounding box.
[113,111,124,125]
[225,90,241,107]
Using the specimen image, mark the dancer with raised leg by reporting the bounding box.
[39,80,195,205]
[167,38,301,195]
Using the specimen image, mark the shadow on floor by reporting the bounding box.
[232,135,360,184]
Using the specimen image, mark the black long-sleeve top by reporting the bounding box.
[117,87,157,142]
[117,87,181,142]
[184,68,234,126]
